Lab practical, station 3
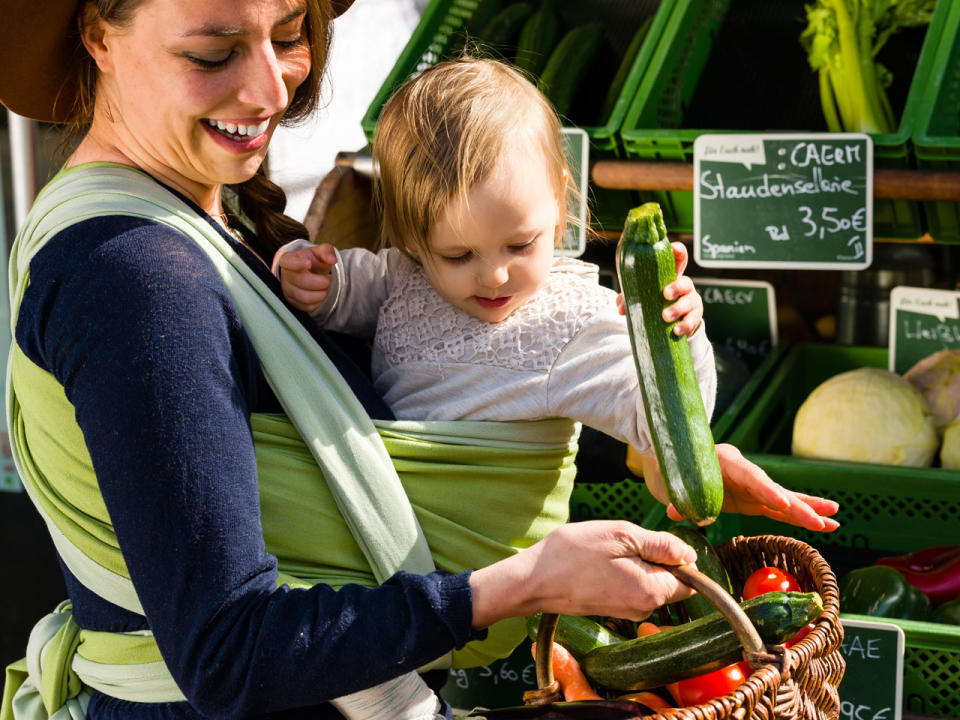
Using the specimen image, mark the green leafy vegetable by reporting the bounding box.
[800,0,935,133]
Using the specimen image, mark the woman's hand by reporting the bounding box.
[469,520,698,629]
[616,241,703,337]
[630,444,840,532]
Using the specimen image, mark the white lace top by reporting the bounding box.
[286,244,716,454]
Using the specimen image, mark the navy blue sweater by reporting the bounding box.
[14,201,482,719]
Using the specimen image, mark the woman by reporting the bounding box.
[0,2,839,719]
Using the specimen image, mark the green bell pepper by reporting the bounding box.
[839,566,932,621]
[933,597,960,625]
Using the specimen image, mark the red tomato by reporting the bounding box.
[666,662,746,706]
[742,567,801,599]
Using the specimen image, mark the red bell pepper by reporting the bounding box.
[874,544,960,606]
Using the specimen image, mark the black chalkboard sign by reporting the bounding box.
[441,639,537,710]
[559,128,589,258]
[838,616,904,720]
[693,134,873,270]
[694,278,777,372]
[888,286,960,374]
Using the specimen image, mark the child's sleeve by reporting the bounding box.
[546,298,717,455]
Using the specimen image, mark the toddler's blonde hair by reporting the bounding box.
[373,56,583,256]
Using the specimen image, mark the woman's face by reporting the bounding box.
[88,0,311,197]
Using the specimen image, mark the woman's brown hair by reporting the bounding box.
[62,0,334,259]
[372,56,586,258]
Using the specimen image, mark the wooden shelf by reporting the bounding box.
[590,160,960,202]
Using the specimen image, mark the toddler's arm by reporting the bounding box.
[272,243,398,337]
[274,240,340,315]
[547,245,716,453]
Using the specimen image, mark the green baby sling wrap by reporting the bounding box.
[1,164,579,718]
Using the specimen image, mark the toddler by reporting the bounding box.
[276,56,716,451]
[275,55,715,720]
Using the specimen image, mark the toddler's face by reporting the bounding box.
[420,145,562,323]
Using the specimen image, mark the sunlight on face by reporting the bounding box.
[421,144,564,323]
[93,0,311,198]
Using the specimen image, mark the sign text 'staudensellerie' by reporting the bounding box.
[694,133,873,270]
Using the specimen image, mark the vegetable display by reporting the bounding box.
[448,0,658,125]
[517,532,830,710]
[791,366,939,466]
[513,0,561,76]
[839,565,932,621]
[580,591,823,691]
[903,349,960,432]
[530,641,603,701]
[742,567,801,599]
[537,23,605,119]
[799,0,936,133]
[874,544,960,606]
[667,525,735,620]
[525,613,626,662]
[933,597,960,626]
[617,203,723,525]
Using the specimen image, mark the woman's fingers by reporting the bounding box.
[716,444,790,509]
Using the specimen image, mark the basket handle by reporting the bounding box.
[531,563,765,695]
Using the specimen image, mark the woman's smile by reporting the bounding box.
[202,117,272,151]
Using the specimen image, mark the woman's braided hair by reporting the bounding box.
[60,0,335,260]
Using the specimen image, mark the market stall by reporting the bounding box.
[355,0,960,717]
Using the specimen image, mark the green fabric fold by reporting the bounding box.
[3,164,579,717]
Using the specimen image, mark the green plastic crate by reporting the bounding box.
[359,0,675,157]
[619,0,948,239]
[714,342,960,719]
[574,342,960,716]
[840,614,960,718]
[913,0,960,243]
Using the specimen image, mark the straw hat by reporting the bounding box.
[0,0,356,122]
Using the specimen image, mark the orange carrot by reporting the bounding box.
[531,641,603,701]
[636,621,661,638]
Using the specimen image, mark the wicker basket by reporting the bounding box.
[507,535,845,720]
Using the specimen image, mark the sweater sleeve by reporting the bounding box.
[16,217,481,719]
[545,293,717,454]
[311,248,396,337]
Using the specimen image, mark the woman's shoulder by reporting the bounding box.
[30,214,231,297]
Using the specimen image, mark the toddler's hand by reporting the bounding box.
[662,241,703,337]
[615,241,703,337]
[277,243,338,313]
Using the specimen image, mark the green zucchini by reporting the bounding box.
[599,15,654,121]
[525,613,626,661]
[616,203,723,525]
[513,0,561,77]
[538,22,605,119]
[581,591,824,691]
[667,525,735,620]
[477,2,535,58]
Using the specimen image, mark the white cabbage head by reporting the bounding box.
[940,416,960,469]
[792,367,938,467]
